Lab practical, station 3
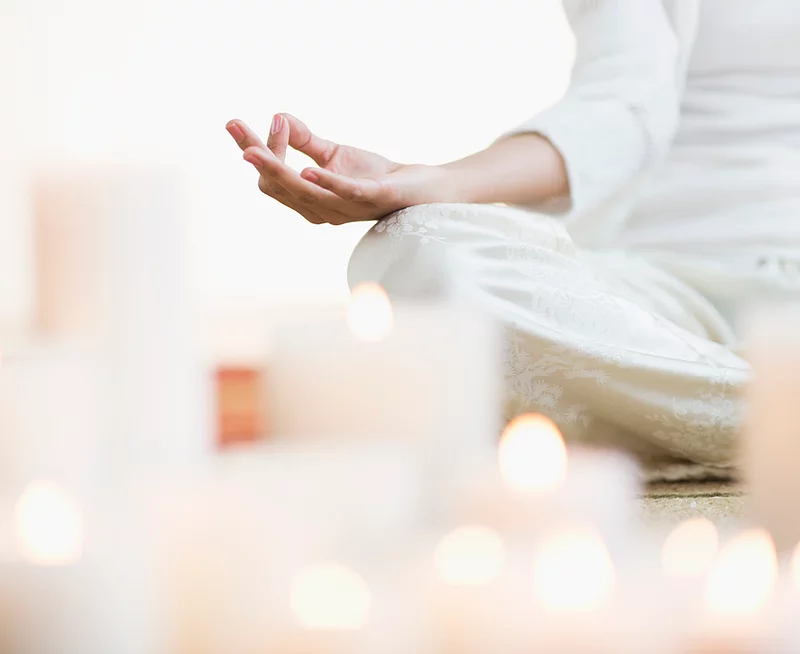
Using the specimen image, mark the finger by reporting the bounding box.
[301,167,385,203]
[266,113,289,162]
[226,118,266,152]
[282,113,338,166]
[243,147,353,218]
[256,174,327,224]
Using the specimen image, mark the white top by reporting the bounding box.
[504,0,800,266]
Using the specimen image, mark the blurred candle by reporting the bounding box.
[346,283,393,343]
[151,440,426,654]
[498,413,567,495]
[662,518,719,581]
[454,414,640,548]
[33,162,213,478]
[528,524,631,654]
[290,562,372,630]
[532,523,615,614]
[0,344,102,501]
[684,528,778,653]
[429,524,508,654]
[14,480,84,566]
[0,482,159,654]
[269,286,501,515]
[744,303,800,552]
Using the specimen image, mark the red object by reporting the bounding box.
[215,366,267,448]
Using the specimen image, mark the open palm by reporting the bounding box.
[226,113,447,224]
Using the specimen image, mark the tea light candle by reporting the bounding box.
[32,162,214,478]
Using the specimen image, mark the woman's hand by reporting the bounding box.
[226,113,452,225]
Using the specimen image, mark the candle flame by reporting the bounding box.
[498,414,567,494]
[434,525,506,587]
[347,282,393,342]
[532,523,614,613]
[704,528,777,617]
[290,562,371,630]
[661,517,719,579]
[14,480,84,566]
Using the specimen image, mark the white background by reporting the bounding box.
[0,0,573,330]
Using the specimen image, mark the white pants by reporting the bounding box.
[347,203,752,480]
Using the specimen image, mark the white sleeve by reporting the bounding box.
[498,0,693,215]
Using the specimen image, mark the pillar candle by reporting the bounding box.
[0,344,102,500]
[743,302,800,552]
[269,292,501,467]
[32,162,213,479]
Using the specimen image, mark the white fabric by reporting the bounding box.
[500,0,800,321]
[348,203,745,475]
[346,0,800,475]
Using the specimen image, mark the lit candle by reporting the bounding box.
[527,523,621,653]
[744,302,800,553]
[32,162,214,478]
[452,413,641,548]
[149,440,427,654]
[269,284,502,513]
[661,518,720,583]
[426,523,511,654]
[0,479,158,654]
[683,528,779,654]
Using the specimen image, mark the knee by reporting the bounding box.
[347,203,461,297]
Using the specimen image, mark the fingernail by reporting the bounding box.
[227,122,245,143]
[303,169,319,183]
[271,114,283,135]
[244,153,260,166]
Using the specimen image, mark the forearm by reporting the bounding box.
[437,133,570,207]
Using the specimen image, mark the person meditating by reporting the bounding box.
[225,0,800,479]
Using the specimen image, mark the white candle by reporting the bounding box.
[0,344,102,499]
[269,285,502,518]
[425,524,510,654]
[270,287,500,458]
[682,528,779,654]
[32,162,213,478]
[0,480,160,654]
[451,413,642,552]
[743,302,800,552]
[148,440,427,653]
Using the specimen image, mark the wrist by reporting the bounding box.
[424,163,472,204]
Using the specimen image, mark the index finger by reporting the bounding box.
[226,119,266,151]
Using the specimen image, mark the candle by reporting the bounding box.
[451,413,641,551]
[270,285,500,459]
[532,522,615,614]
[661,518,720,582]
[683,528,779,653]
[269,285,502,519]
[32,162,214,478]
[743,302,800,553]
[0,344,102,498]
[425,523,513,654]
[149,440,427,653]
[0,480,159,654]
